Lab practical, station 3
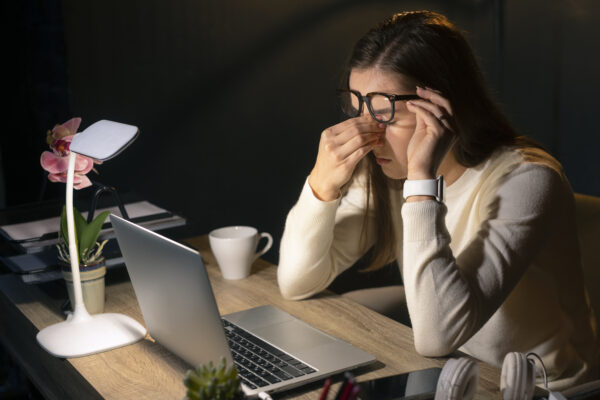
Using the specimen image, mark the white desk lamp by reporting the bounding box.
[37,120,147,358]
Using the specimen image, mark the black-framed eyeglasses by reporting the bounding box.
[336,89,419,124]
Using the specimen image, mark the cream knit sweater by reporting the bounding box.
[278,147,598,390]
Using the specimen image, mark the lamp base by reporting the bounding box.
[36,312,146,358]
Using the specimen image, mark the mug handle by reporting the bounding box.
[254,232,273,261]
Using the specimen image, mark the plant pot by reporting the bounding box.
[61,258,106,314]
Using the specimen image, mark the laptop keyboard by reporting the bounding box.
[222,319,317,389]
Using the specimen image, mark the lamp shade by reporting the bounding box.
[70,120,139,160]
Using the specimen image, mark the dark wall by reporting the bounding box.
[3,1,599,264]
[1,0,70,207]
[501,0,600,194]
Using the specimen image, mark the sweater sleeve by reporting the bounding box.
[277,177,375,300]
[402,162,563,357]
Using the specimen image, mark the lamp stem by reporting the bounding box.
[66,151,90,322]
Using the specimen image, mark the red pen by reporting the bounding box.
[319,378,332,400]
[338,380,354,400]
[347,385,361,400]
[335,372,354,400]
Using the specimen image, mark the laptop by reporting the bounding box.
[110,214,376,396]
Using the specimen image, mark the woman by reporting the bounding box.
[277,11,598,390]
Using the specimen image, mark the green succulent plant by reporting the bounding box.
[183,357,245,400]
[56,206,110,265]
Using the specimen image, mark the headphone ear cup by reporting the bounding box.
[434,357,479,400]
[501,352,536,400]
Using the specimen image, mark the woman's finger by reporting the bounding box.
[335,132,381,161]
[408,99,445,118]
[327,114,382,136]
[407,99,455,131]
[335,124,385,148]
[344,139,379,168]
[416,86,453,116]
[424,86,442,94]
[406,101,447,135]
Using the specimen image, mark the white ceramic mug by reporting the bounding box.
[208,226,273,280]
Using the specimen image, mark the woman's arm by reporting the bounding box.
[402,161,563,356]
[278,115,384,299]
[278,176,375,300]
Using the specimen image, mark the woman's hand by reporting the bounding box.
[405,86,457,181]
[309,115,385,201]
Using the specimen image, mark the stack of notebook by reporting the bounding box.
[0,200,187,283]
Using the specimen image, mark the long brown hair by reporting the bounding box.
[347,11,527,270]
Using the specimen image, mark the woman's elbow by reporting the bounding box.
[413,328,460,357]
[277,271,310,300]
[279,283,302,300]
[410,304,475,357]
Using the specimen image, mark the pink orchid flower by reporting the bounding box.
[40,118,100,189]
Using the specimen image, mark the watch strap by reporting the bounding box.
[403,176,444,202]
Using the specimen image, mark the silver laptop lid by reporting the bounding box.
[110,214,233,367]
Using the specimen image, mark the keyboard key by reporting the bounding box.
[291,360,307,368]
[272,369,293,381]
[281,365,305,377]
[258,370,271,378]
[240,378,257,389]
[249,375,268,387]
[262,373,281,384]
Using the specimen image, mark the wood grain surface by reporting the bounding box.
[0,235,502,399]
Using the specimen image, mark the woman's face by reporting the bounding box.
[348,68,416,179]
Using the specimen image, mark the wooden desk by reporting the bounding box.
[0,236,502,399]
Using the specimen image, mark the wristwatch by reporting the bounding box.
[403,175,444,202]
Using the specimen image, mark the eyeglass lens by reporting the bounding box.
[339,92,394,123]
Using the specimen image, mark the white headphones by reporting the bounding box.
[434,352,567,400]
[435,357,479,400]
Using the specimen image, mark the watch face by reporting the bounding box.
[402,176,443,202]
